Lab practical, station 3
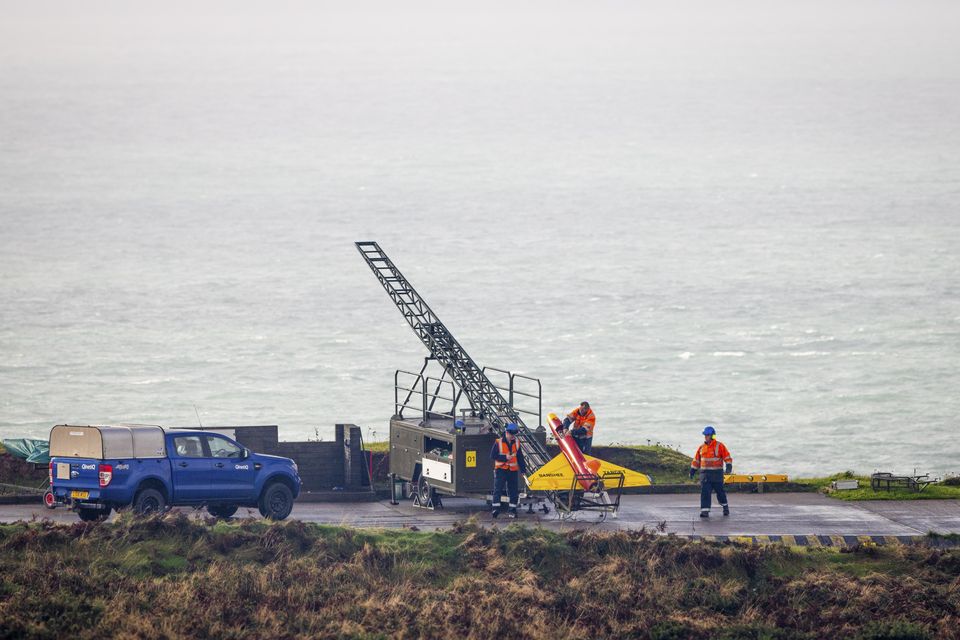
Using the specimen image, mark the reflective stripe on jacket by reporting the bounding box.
[493,438,520,471]
[691,439,732,470]
[566,408,596,438]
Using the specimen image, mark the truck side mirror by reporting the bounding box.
[242,448,250,459]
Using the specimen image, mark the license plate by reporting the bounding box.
[70,491,89,499]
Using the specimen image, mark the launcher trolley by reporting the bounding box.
[551,471,627,521]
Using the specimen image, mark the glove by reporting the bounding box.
[689,468,696,480]
[725,463,733,474]
[562,417,572,429]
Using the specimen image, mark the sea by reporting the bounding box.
[1,0,958,477]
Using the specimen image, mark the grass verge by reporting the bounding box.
[795,472,960,501]
[582,444,693,484]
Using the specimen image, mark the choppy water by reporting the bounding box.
[1,0,959,477]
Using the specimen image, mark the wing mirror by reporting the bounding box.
[242,448,250,460]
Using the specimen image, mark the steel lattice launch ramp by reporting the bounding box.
[356,241,651,514]
[355,241,552,469]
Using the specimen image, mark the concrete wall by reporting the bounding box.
[343,425,366,489]
[223,424,367,491]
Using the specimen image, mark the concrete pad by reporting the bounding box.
[853,500,960,535]
[0,495,956,536]
[612,493,928,536]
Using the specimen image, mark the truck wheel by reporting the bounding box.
[43,491,56,510]
[417,476,435,504]
[133,488,167,515]
[207,504,239,519]
[77,506,111,522]
[258,483,293,520]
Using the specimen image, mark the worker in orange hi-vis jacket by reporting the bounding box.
[490,423,527,519]
[561,401,596,455]
[689,425,733,518]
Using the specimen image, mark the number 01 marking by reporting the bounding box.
[465,451,476,468]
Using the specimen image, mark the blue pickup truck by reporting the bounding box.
[49,424,301,522]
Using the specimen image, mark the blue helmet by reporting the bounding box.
[702,425,716,436]
[505,423,519,433]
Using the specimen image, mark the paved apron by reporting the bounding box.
[3,494,958,543]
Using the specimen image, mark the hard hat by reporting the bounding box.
[505,423,519,433]
[702,425,716,436]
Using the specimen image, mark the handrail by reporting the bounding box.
[423,375,457,420]
[395,369,426,418]
[511,373,543,427]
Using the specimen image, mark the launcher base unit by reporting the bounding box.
[389,414,547,508]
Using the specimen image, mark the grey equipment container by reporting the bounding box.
[387,362,548,509]
[49,425,166,460]
[389,414,547,508]
[390,414,498,500]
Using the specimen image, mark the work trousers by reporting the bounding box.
[700,472,728,511]
[573,436,593,456]
[492,468,519,508]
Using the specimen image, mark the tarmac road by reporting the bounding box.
[3,493,959,539]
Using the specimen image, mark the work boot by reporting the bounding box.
[722,505,730,516]
[700,511,709,518]
[508,507,518,519]
[491,508,500,518]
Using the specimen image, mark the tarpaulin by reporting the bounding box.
[1,439,50,465]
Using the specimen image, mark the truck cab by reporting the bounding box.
[49,424,301,521]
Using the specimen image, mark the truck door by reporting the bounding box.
[169,435,211,502]
[205,434,255,500]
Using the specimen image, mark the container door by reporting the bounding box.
[205,434,255,500]
[169,435,211,502]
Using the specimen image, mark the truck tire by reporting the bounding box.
[77,506,111,522]
[207,504,239,519]
[258,483,293,520]
[133,488,167,515]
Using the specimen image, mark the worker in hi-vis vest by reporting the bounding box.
[689,425,733,518]
[490,423,526,519]
[561,401,596,455]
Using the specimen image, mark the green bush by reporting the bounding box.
[855,620,932,640]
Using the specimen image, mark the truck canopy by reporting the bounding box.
[49,425,166,460]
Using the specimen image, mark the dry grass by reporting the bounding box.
[0,450,47,492]
[0,514,957,639]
